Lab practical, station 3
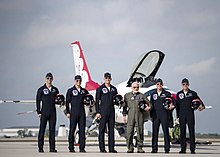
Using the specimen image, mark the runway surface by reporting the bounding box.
[0,137,219,157]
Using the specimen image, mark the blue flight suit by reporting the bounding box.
[176,89,204,153]
[36,84,59,150]
[66,85,89,151]
[150,89,173,152]
[95,84,118,152]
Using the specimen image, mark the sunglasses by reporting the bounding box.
[76,79,82,82]
[133,86,139,89]
[46,77,53,80]
[105,77,111,79]
[156,83,162,86]
[182,83,189,86]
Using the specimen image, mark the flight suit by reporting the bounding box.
[66,86,89,151]
[176,89,204,153]
[150,89,173,152]
[95,84,118,152]
[36,84,59,150]
[123,92,151,151]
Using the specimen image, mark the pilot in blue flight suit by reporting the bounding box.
[150,78,175,154]
[95,72,118,153]
[176,78,205,154]
[36,73,59,153]
[66,75,89,153]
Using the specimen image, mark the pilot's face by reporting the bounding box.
[104,77,112,84]
[156,82,163,90]
[75,79,82,86]
[45,77,53,84]
[132,84,139,93]
[182,83,189,90]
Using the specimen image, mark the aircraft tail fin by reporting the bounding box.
[71,41,99,91]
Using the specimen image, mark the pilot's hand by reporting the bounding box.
[123,116,127,124]
[66,113,71,118]
[168,104,175,110]
[38,114,42,118]
[198,106,205,111]
[96,113,101,119]
[145,105,151,111]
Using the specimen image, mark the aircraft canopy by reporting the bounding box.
[127,50,165,87]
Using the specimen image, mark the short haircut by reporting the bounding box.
[131,82,139,87]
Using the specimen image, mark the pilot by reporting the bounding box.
[123,82,151,153]
[36,72,59,153]
[150,78,175,154]
[95,72,118,153]
[176,78,205,154]
[66,75,89,153]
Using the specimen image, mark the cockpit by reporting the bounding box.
[127,50,165,88]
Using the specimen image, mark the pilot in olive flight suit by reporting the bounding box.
[123,82,151,153]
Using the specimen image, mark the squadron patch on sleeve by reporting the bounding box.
[72,90,78,96]
[43,88,49,95]
[179,93,184,99]
[153,94,158,100]
[102,88,108,93]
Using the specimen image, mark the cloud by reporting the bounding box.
[17,1,178,49]
[174,57,216,76]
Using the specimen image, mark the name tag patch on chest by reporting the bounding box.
[72,90,78,96]
[102,88,108,93]
[43,88,49,95]
[81,90,85,94]
[179,93,184,99]
[153,94,157,100]
[161,94,166,98]
[186,93,193,97]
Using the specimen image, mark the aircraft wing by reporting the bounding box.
[127,50,165,87]
[0,99,96,116]
[0,100,35,104]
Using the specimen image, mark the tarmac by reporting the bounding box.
[0,137,220,157]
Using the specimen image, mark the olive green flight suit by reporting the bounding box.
[123,92,151,150]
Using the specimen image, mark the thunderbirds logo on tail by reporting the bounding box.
[71,41,99,91]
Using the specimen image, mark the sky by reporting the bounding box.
[0,0,220,134]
